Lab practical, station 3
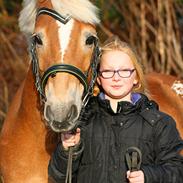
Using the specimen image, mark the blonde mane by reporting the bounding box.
[19,0,100,36]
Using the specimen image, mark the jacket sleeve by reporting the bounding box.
[48,141,84,183]
[141,115,183,183]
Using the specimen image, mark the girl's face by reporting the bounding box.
[97,50,138,102]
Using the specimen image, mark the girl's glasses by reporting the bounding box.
[99,69,135,79]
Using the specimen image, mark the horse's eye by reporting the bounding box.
[35,35,43,45]
[86,36,97,46]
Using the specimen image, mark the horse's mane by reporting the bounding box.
[19,0,100,35]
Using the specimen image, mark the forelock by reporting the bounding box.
[18,0,100,36]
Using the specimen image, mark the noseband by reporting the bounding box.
[30,7,100,106]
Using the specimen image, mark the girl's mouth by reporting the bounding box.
[111,85,122,89]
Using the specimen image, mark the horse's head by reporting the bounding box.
[19,0,100,132]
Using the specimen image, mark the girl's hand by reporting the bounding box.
[61,128,81,150]
[127,170,144,183]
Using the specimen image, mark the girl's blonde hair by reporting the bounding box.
[100,36,147,94]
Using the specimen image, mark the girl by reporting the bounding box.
[48,36,183,183]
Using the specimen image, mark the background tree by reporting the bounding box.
[93,0,183,77]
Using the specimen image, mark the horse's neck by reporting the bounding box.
[147,73,183,138]
[20,68,58,153]
[20,69,43,123]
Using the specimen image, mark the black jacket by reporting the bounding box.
[48,93,183,183]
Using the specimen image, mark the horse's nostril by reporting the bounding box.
[45,105,54,121]
[67,105,78,121]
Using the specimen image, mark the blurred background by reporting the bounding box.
[0,0,183,129]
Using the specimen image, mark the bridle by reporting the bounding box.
[30,7,100,107]
[29,8,100,183]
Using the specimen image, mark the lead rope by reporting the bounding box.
[64,107,84,183]
[65,146,74,183]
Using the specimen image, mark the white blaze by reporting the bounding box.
[57,19,74,63]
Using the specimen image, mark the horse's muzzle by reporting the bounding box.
[44,104,79,133]
[50,120,78,133]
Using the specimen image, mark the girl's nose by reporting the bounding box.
[113,72,121,81]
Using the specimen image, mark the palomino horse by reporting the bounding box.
[0,0,99,182]
[146,72,183,138]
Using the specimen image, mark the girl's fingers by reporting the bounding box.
[126,170,130,178]
[127,170,144,183]
[76,128,81,133]
[61,128,81,149]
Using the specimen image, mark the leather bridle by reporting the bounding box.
[29,7,100,183]
[29,8,100,183]
[30,7,100,107]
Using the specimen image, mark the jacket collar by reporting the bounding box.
[97,93,156,115]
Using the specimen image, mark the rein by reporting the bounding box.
[125,147,142,172]
[29,7,100,183]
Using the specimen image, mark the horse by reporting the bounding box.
[146,72,183,138]
[0,0,100,182]
[1,2,183,183]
